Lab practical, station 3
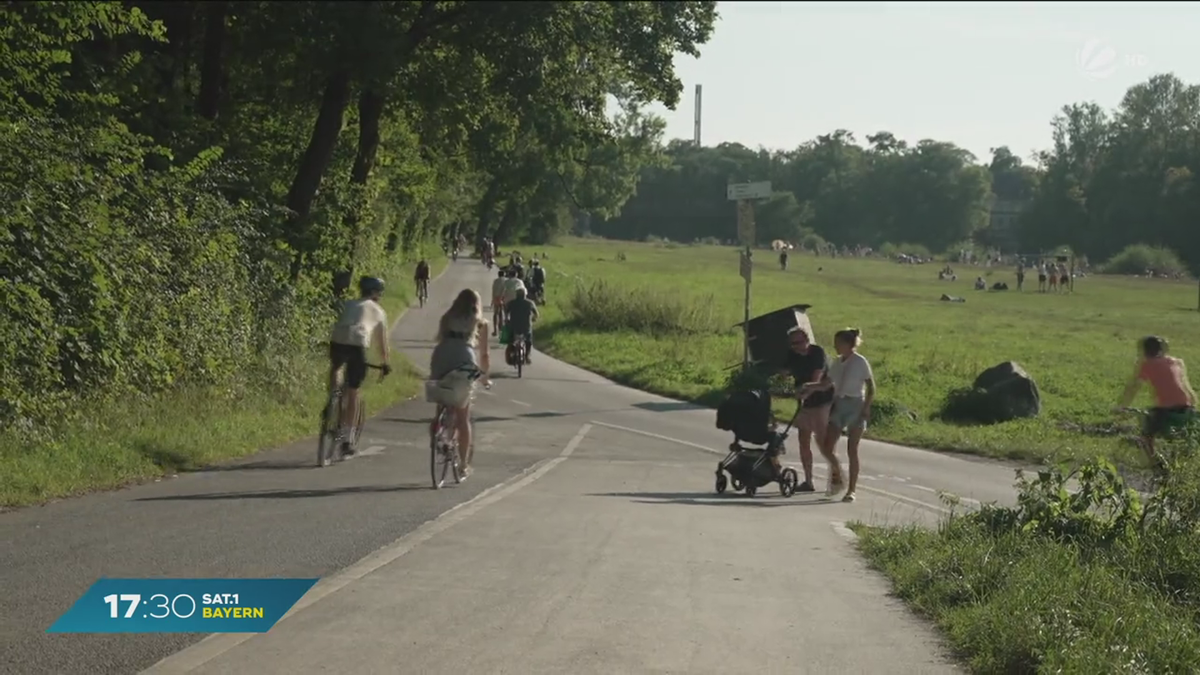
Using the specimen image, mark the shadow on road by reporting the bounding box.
[589,491,837,507]
[196,460,311,472]
[133,485,430,502]
[632,401,709,413]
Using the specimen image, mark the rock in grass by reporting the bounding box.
[940,361,1041,425]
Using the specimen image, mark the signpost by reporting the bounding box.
[729,181,771,367]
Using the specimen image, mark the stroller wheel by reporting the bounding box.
[779,468,799,497]
[715,474,727,494]
[745,484,757,497]
[731,478,745,492]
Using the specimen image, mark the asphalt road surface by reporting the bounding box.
[0,258,1028,675]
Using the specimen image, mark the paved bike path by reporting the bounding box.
[3,258,1019,674]
[0,260,564,675]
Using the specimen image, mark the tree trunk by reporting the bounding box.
[197,1,227,121]
[473,177,503,244]
[340,89,386,278]
[286,69,353,280]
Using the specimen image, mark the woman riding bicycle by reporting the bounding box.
[1115,335,1198,465]
[430,289,491,477]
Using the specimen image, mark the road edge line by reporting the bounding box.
[141,423,593,675]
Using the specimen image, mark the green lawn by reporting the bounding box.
[534,237,1199,464]
[0,257,446,509]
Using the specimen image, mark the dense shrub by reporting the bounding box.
[561,278,721,335]
[1100,243,1190,277]
[879,242,932,258]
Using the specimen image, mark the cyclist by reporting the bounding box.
[501,267,526,308]
[529,259,546,302]
[414,258,430,300]
[504,286,539,365]
[1115,335,1198,464]
[430,289,491,477]
[490,269,507,336]
[328,276,392,456]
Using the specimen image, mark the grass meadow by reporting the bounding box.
[533,236,1200,465]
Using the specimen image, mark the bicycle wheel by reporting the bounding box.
[317,390,339,467]
[351,396,366,451]
[431,408,450,489]
[516,351,523,378]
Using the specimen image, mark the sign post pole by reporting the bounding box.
[729,181,770,369]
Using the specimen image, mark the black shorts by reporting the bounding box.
[329,342,368,388]
[1144,406,1195,438]
[1038,274,1047,282]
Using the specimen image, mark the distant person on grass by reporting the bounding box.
[1037,262,1048,292]
[801,328,875,502]
[1115,336,1198,467]
[780,326,830,493]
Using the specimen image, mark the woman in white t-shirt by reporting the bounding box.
[800,328,875,502]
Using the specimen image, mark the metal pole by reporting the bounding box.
[743,247,751,368]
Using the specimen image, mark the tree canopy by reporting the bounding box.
[594,73,1200,273]
[0,0,717,425]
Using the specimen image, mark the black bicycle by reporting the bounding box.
[416,279,429,308]
[318,363,387,467]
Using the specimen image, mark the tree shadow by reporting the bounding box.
[632,401,709,414]
[133,484,431,502]
[588,491,836,507]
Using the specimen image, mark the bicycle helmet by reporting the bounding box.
[358,276,385,296]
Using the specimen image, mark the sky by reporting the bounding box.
[646,1,1200,166]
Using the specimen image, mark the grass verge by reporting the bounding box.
[0,257,446,509]
[533,237,1199,465]
[850,435,1200,673]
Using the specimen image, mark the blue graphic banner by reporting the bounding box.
[47,578,317,633]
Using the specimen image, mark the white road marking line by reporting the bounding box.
[142,423,593,675]
[352,445,385,458]
[509,399,533,407]
[590,419,953,516]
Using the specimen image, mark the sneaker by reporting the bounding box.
[796,481,816,493]
[842,492,856,503]
[826,479,844,497]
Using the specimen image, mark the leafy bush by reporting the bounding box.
[856,424,1200,673]
[879,242,932,258]
[561,278,721,335]
[1100,243,1190,276]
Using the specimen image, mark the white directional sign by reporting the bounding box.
[726,181,772,201]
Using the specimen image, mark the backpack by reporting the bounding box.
[716,389,773,444]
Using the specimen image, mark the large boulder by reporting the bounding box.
[940,361,1041,425]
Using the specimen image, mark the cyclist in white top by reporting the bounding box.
[491,269,508,335]
[328,276,392,455]
[502,268,526,305]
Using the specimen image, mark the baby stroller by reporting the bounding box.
[714,389,801,497]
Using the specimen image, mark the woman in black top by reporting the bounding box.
[781,326,834,492]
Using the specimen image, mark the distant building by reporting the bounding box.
[987,195,1026,251]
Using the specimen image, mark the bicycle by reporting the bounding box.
[510,333,528,378]
[318,362,388,467]
[1117,406,1198,480]
[428,365,490,489]
[416,279,429,308]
